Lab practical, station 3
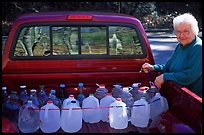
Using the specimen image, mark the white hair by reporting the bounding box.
[173,13,199,36]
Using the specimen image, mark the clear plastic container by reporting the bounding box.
[131,97,150,128]
[76,82,86,107]
[109,98,128,129]
[100,93,116,122]
[61,100,82,133]
[18,100,40,133]
[40,100,61,133]
[37,85,48,107]
[111,84,123,98]
[130,83,141,101]
[47,89,62,108]
[150,92,169,120]
[94,84,108,100]
[62,94,79,108]
[29,89,40,107]
[82,93,101,123]
[19,85,29,106]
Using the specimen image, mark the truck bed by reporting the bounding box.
[2,81,202,133]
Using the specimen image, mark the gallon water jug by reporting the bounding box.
[18,100,40,133]
[100,93,116,122]
[147,81,159,99]
[150,92,169,120]
[131,97,150,128]
[19,85,29,106]
[109,98,128,129]
[94,84,108,100]
[76,82,86,107]
[61,100,82,133]
[137,86,151,103]
[58,83,66,102]
[37,85,48,107]
[119,87,134,121]
[29,89,40,107]
[82,93,100,123]
[47,89,62,108]
[4,91,21,125]
[111,84,123,98]
[40,100,61,133]
[130,83,141,101]
[62,94,79,108]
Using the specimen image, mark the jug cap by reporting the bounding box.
[2,86,7,90]
[132,83,141,87]
[139,86,149,91]
[60,83,65,88]
[50,89,56,93]
[69,94,74,98]
[47,100,53,104]
[107,93,112,96]
[78,82,84,87]
[20,85,26,88]
[116,98,121,101]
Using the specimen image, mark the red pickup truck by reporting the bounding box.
[2,11,202,133]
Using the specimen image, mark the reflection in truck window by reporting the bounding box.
[13,25,143,57]
[14,26,50,56]
[109,26,142,55]
[81,27,106,54]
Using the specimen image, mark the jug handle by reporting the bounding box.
[128,87,133,91]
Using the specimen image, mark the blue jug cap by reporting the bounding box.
[50,89,56,93]
[78,82,84,87]
[60,83,65,88]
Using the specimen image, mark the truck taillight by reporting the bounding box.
[67,15,93,21]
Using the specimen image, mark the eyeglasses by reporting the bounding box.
[174,30,190,36]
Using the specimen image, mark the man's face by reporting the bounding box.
[175,23,195,46]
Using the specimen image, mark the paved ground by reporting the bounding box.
[147,31,178,64]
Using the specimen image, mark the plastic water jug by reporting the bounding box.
[150,92,169,120]
[58,83,66,102]
[94,84,108,100]
[37,85,48,107]
[131,97,150,128]
[100,93,116,122]
[119,87,134,121]
[130,83,141,101]
[82,93,101,123]
[19,85,29,106]
[18,100,40,133]
[76,82,86,107]
[111,84,123,98]
[29,89,40,107]
[137,86,151,103]
[62,94,79,108]
[47,89,62,108]
[40,100,60,133]
[61,100,82,133]
[147,81,159,99]
[109,98,128,129]
[4,91,20,125]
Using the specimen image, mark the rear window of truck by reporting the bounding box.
[11,22,147,59]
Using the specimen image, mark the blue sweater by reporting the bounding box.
[153,36,202,97]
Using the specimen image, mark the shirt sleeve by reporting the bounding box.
[163,44,202,85]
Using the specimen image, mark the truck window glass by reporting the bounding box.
[13,25,143,57]
[14,26,50,56]
[81,27,106,54]
[109,26,142,55]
